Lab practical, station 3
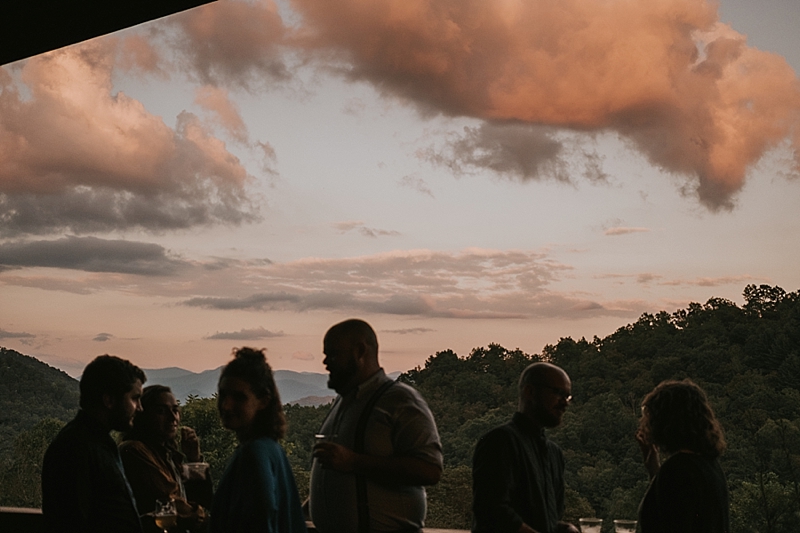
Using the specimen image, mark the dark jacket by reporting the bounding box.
[42,410,142,533]
[639,452,730,533]
[472,412,566,533]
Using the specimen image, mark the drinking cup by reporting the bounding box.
[579,517,603,533]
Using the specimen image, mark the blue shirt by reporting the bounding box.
[211,436,306,533]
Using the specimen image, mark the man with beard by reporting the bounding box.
[42,355,146,533]
[309,319,443,533]
[472,363,579,533]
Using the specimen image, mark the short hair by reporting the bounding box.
[324,319,378,352]
[122,385,173,443]
[80,355,146,410]
[219,347,286,440]
[638,379,726,457]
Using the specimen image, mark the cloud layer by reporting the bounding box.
[205,327,285,340]
[0,41,258,236]
[0,236,186,275]
[292,0,800,208]
[180,248,635,320]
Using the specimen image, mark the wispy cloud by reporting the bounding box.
[0,329,35,339]
[291,351,315,361]
[605,227,651,236]
[419,123,606,184]
[179,248,636,320]
[633,273,760,287]
[662,275,761,287]
[398,175,435,198]
[331,221,401,238]
[93,333,113,342]
[205,327,285,340]
[383,328,436,335]
[0,236,188,276]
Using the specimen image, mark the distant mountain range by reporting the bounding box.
[0,346,403,450]
[143,366,337,406]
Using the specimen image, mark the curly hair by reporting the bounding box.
[638,379,726,457]
[219,347,286,440]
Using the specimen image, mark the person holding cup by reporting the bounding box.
[636,379,729,533]
[119,385,212,532]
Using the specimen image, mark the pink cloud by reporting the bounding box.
[170,0,289,88]
[195,85,249,142]
[291,0,800,209]
[0,42,258,235]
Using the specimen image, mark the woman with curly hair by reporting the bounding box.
[636,379,729,533]
[210,347,306,533]
[119,385,212,532]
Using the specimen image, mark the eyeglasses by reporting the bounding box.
[531,383,573,402]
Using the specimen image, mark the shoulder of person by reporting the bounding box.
[118,439,148,452]
[656,452,705,487]
[241,436,283,458]
[475,420,518,450]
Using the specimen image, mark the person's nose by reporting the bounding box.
[135,399,143,412]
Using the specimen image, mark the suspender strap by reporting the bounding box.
[354,378,397,533]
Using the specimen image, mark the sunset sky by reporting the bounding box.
[1,0,799,378]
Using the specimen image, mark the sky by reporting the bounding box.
[1,0,799,378]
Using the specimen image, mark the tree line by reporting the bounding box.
[2,284,799,532]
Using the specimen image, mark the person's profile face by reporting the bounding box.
[217,376,268,438]
[110,379,143,432]
[528,371,572,428]
[322,334,359,394]
[149,392,180,442]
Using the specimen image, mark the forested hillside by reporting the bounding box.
[0,348,79,453]
[2,285,799,533]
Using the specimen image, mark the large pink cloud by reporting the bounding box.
[0,41,258,235]
[290,0,800,208]
[170,0,288,88]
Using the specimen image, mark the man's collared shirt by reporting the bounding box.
[309,369,443,533]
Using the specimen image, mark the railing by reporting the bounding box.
[0,507,44,533]
[0,507,467,533]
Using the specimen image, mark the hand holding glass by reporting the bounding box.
[154,499,177,532]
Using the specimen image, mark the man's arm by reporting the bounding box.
[313,442,442,485]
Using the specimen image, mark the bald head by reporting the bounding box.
[518,362,572,429]
[323,319,381,394]
[324,319,378,357]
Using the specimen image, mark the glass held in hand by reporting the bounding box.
[578,518,603,533]
[183,461,210,481]
[613,519,638,533]
[154,499,177,532]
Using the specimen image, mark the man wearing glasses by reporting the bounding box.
[472,362,579,533]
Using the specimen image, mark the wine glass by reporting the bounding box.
[154,499,177,533]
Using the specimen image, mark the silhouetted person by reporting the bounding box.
[42,355,146,533]
[210,348,306,533]
[309,319,443,533]
[472,362,579,533]
[636,379,730,533]
[119,385,212,532]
